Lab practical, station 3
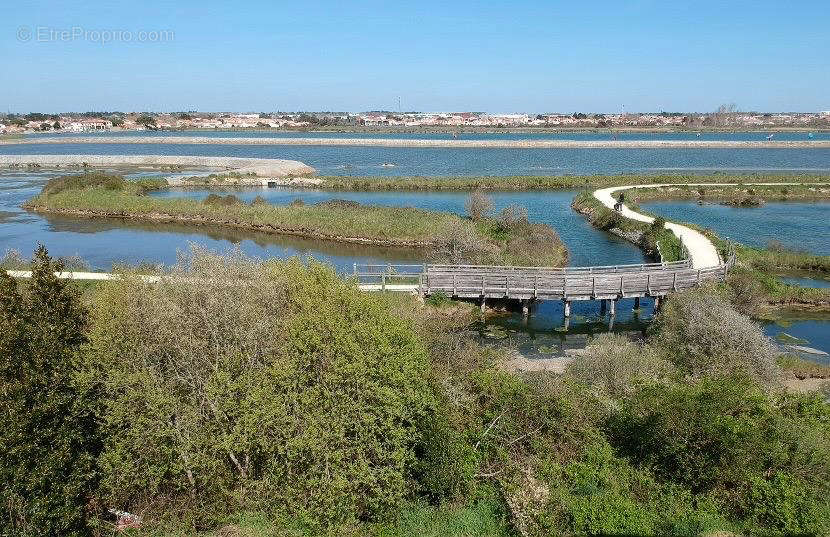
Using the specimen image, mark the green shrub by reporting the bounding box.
[41,172,126,196]
[566,333,675,397]
[0,246,101,537]
[650,216,667,231]
[742,472,830,535]
[203,193,242,206]
[649,287,781,384]
[375,501,512,537]
[89,249,435,529]
[506,441,729,536]
[425,290,451,307]
[250,195,267,206]
[609,377,830,533]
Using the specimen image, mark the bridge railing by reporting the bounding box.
[353,256,731,299]
[352,259,691,279]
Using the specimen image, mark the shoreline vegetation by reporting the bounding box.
[23,173,569,267]
[4,134,830,149]
[148,172,830,194]
[3,246,829,536]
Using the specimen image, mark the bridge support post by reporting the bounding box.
[563,300,571,318]
[633,297,640,310]
[480,297,486,314]
[609,299,616,316]
[653,296,661,314]
[522,299,530,316]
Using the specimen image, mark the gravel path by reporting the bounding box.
[593,182,830,269]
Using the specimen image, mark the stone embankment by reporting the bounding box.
[3,136,829,149]
[0,154,315,179]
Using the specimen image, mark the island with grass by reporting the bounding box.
[23,173,569,267]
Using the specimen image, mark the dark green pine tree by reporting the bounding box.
[0,246,100,537]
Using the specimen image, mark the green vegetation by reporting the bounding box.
[25,174,568,267]
[571,191,683,261]
[3,248,829,536]
[777,354,830,379]
[622,182,830,203]
[0,247,101,536]
[311,173,830,192]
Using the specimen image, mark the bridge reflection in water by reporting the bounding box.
[354,255,734,322]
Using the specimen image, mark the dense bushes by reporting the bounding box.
[649,286,781,384]
[565,333,674,397]
[2,249,829,536]
[89,250,435,529]
[0,246,100,536]
[610,378,830,534]
[41,172,126,196]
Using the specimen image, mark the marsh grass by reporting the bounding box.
[315,174,830,192]
[625,183,830,202]
[26,176,569,266]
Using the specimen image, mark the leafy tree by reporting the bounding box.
[135,114,157,127]
[0,246,100,536]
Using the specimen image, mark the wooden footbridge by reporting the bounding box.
[6,254,734,320]
[354,253,734,317]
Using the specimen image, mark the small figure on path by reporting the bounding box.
[614,192,625,211]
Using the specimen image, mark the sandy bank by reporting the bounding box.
[0,154,315,178]
[4,136,830,149]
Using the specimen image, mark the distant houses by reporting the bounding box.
[2,111,829,133]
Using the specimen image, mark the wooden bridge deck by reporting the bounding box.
[354,255,732,302]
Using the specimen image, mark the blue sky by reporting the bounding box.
[2,0,828,113]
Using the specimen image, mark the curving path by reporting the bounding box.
[593,182,830,269]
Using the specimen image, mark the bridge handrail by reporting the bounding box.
[353,259,692,276]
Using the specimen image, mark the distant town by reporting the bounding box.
[2,109,829,134]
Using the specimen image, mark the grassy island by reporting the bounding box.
[283,173,830,192]
[24,173,569,267]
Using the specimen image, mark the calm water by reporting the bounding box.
[3,142,830,176]
[3,169,829,357]
[779,276,830,288]
[0,173,644,271]
[27,129,830,141]
[763,316,830,363]
[152,187,645,267]
[639,200,830,255]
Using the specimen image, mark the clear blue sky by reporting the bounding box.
[2,0,828,114]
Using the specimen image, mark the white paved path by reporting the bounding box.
[593,183,829,269]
